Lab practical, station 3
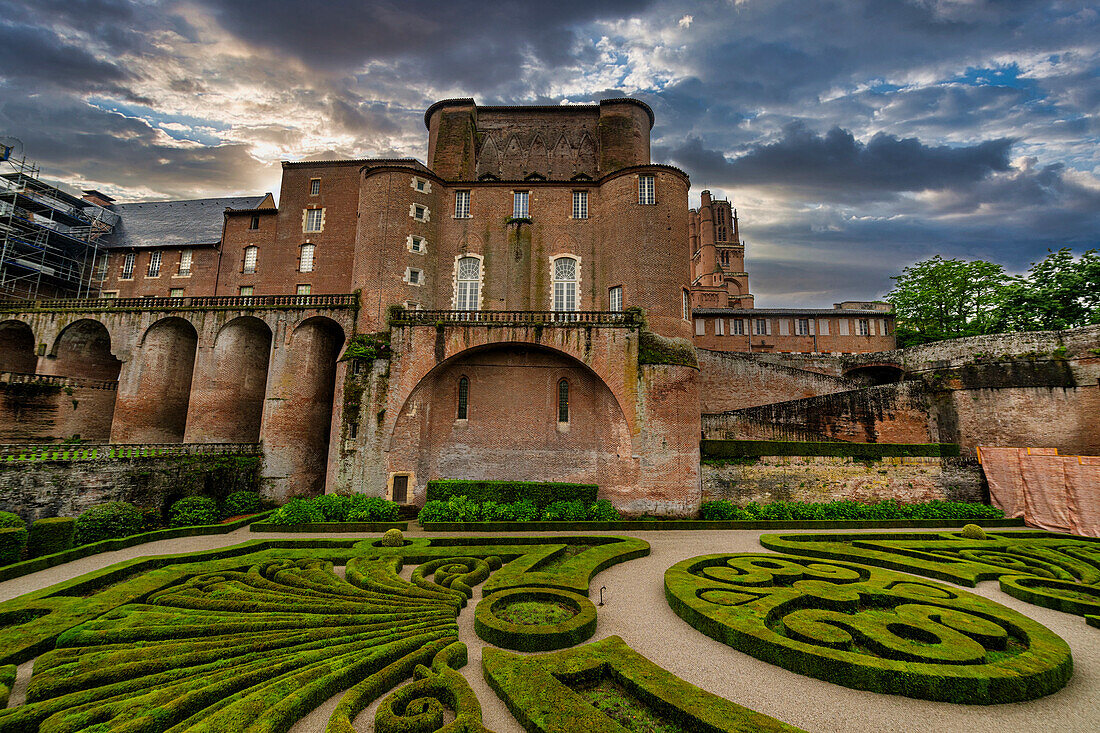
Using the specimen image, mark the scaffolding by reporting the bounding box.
[0,155,118,302]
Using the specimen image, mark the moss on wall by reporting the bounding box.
[638,330,697,368]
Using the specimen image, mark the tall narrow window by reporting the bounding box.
[552,257,577,312]
[299,243,315,272]
[249,215,260,230]
[732,319,745,335]
[797,318,810,335]
[682,290,690,320]
[557,379,569,423]
[513,191,529,218]
[455,256,480,311]
[305,208,323,232]
[243,246,258,274]
[754,318,768,336]
[95,252,109,280]
[608,285,622,312]
[178,248,192,276]
[572,190,588,219]
[639,175,655,204]
[457,377,469,420]
[121,252,135,279]
[309,178,320,195]
[455,190,470,218]
[858,319,871,336]
[147,251,161,277]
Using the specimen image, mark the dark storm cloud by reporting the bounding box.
[0,21,133,95]
[664,124,1013,199]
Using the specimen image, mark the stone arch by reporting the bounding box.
[184,316,272,443]
[550,133,574,180]
[387,342,635,503]
[111,317,198,443]
[843,362,907,385]
[576,131,596,176]
[526,134,548,178]
[0,319,37,373]
[262,316,346,498]
[476,134,501,180]
[502,135,524,179]
[43,319,121,381]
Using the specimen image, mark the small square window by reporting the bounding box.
[412,176,431,194]
[639,175,655,205]
[296,284,311,296]
[309,178,320,195]
[572,190,588,219]
[304,208,323,232]
[405,268,423,286]
[169,288,184,298]
[102,290,118,299]
[239,286,254,296]
[513,191,529,218]
[454,191,470,218]
[410,204,429,222]
[408,236,426,254]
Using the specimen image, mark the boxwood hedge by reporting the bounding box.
[425,480,597,508]
[26,518,75,559]
[475,587,597,652]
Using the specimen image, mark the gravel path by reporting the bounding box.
[2,526,1097,732]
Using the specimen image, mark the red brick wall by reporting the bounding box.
[0,377,117,443]
[38,319,121,381]
[184,316,271,443]
[110,317,197,443]
[697,349,857,413]
[693,313,896,353]
[99,246,220,298]
[0,320,37,373]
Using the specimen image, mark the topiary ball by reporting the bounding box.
[380,528,404,547]
[960,523,987,540]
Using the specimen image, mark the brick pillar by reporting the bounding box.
[183,318,271,444]
[111,318,197,443]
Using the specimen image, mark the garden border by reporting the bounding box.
[0,510,274,583]
[250,520,408,533]
[420,518,1023,532]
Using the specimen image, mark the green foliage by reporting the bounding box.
[540,500,588,522]
[168,496,219,528]
[372,642,490,733]
[27,518,75,558]
[702,439,960,460]
[0,512,24,530]
[222,490,262,517]
[73,502,142,546]
[270,494,400,525]
[474,587,597,652]
[340,331,391,361]
[483,636,804,732]
[426,480,597,508]
[638,329,698,368]
[379,528,404,547]
[995,248,1100,332]
[0,528,27,566]
[960,523,988,540]
[587,499,620,521]
[665,553,1073,704]
[700,499,1002,521]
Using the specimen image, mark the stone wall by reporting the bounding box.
[697,349,856,413]
[0,454,262,523]
[702,455,985,505]
[0,375,117,443]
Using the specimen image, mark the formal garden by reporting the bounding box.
[0,486,1095,731]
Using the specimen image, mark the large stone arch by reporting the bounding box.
[111,317,199,443]
[41,318,121,381]
[261,316,346,500]
[184,316,272,443]
[0,320,37,373]
[387,341,636,504]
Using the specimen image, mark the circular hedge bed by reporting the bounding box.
[475,587,596,652]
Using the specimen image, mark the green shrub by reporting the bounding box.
[480,500,516,522]
[347,498,400,522]
[587,499,620,521]
[168,496,219,528]
[222,491,262,518]
[0,527,28,565]
[700,501,752,521]
[138,506,163,532]
[509,499,540,522]
[960,523,987,539]
[0,512,24,530]
[379,528,404,547]
[74,502,142,546]
[27,517,75,558]
[540,500,587,522]
[270,498,324,525]
[426,480,597,508]
[418,500,450,524]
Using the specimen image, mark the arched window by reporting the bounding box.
[552,257,578,313]
[457,376,469,420]
[557,379,569,423]
[455,257,480,311]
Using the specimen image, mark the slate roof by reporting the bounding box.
[102,196,267,249]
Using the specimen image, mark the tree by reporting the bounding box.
[995,248,1100,332]
[885,256,1011,347]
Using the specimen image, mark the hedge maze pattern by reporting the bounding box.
[760,530,1100,620]
[483,635,804,732]
[664,553,1073,704]
[0,535,649,732]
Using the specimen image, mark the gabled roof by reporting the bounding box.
[102,195,267,249]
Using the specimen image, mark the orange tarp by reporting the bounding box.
[978,447,1100,537]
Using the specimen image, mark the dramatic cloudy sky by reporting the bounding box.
[3,0,1098,305]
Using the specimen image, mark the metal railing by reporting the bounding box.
[391,309,640,327]
[1,293,359,313]
[0,442,262,462]
[1,371,118,391]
